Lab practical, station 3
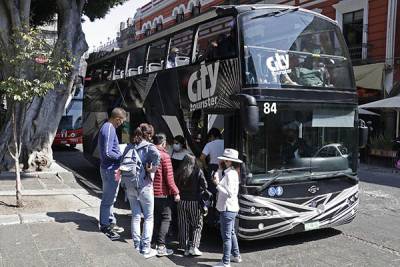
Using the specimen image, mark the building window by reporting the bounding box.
[156,23,163,32]
[176,13,184,23]
[192,5,201,17]
[145,28,151,36]
[343,9,363,61]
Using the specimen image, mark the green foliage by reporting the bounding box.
[0,27,72,103]
[30,0,128,26]
[84,0,128,22]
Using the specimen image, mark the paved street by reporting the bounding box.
[48,145,400,266]
[1,145,399,266]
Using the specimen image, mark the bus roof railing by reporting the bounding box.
[88,4,338,66]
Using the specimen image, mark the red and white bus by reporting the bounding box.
[54,79,83,148]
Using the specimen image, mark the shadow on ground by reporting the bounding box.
[46,211,100,233]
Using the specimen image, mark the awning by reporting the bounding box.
[358,108,380,116]
[353,63,385,91]
[359,95,400,109]
[359,95,400,137]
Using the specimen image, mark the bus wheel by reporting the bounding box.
[70,144,76,148]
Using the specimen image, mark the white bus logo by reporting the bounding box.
[188,62,219,111]
[266,53,291,75]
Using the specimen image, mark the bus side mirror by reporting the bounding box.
[359,119,368,148]
[235,94,259,135]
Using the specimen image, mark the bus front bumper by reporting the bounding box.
[237,184,359,240]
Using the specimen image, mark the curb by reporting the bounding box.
[0,211,97,226]
[0,207,130,226]
[0,188,89,196]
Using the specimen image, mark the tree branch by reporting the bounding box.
[19,0,31,26]
[7,145,17,160]
[77,0,85,14]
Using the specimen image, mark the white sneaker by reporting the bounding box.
[142,248,157,259]
[232,255,242,263]
[189,247,203,256]
[213,262,231,267]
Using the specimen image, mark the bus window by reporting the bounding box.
[240,10,353,89]
[113,53,128,80]
[127,46,146,77]
[146,38,168,72]
[195,16,236,62]
[99,58,114,81]
[167,29,194,68]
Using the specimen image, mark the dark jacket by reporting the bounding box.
[178,168,207,201]
[154,147,179,197]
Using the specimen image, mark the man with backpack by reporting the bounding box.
[120,123,160,258]
[98,107,127,240]
[152,133,180,256]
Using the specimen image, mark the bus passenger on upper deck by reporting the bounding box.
[166,47,180,68]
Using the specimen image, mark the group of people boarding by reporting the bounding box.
[98,107,242,267]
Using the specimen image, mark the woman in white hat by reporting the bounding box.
[212,148,242,267]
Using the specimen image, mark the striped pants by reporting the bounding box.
[177,200,203,249]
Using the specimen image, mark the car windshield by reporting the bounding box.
[239,9,353,89]
[244,103,357,184]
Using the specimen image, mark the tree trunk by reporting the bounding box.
[15,157,23,207]
[11,106,23,207]
[0,0,88,171]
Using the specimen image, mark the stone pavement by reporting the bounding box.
[0,161,175,267]
[1,161,399,267]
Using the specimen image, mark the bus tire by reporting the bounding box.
[70,144,76,148]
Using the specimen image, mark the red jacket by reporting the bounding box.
[154,146,179,197]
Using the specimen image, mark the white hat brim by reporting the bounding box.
[218,156,243,163]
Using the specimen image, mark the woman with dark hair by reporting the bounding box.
[171,135,191,172]
[138,123,154,143]
[122,123,160,258]
[212,148,242,267]
[176,154,207,256]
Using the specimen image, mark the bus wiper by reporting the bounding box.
[308,171,358,182]
[331,171,359,182]
[256,166,313,193]
[251,7,299,20]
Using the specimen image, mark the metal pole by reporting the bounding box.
[397,110,399,137]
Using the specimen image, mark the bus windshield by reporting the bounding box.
[58,87,83,131]
[244,103,357,184]
[239,9,354,89]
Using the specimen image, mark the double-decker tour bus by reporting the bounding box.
[54,78,83,148]
[83,5,367,240]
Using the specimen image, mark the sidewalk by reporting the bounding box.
[0,162,175,267]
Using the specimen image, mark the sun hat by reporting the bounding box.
[218,148,243,163]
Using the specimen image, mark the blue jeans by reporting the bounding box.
[126,185,154,253]
[99,168,120,227]
[220,211,240,264]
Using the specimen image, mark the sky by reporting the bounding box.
[82,0,150,51]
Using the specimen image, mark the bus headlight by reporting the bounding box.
[258,223,264,230]
[250,206,256,214]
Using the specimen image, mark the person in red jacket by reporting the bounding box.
[152,133,180,256]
